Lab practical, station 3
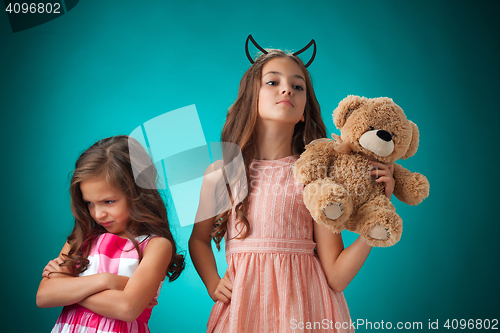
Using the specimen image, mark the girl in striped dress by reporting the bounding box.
[37,135,184,333]
[189,47,395,332]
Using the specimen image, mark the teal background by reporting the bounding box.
[1,0,499,332]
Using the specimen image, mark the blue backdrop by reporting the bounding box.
[1,0,499,331]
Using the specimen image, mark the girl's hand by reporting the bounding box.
[369,161,395,199]
[212,271,232,303]
[102,273,129,291]
[42,256,73,278]
[146,299,158,309]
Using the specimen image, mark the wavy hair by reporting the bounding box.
[63,135,185,281]
[211,49,327,249]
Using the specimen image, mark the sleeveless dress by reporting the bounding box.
[207,155,354,333]
[51,233,163,333]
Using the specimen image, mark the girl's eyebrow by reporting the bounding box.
[263,71,305,82]
[82,196,117,202]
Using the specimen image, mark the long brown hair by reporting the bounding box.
[64,135,185,281]
[211,49,327,249]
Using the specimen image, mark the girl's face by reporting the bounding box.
[80,177,131,238]
[258,57,307,126]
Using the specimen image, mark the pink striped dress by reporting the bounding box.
[207,155,353,333]
[51,233,163,333]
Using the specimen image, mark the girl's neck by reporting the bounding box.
[255,122,294,160]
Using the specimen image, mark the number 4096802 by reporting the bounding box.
[5,2,61,14]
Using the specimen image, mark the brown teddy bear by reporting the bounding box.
[293,95,429,247]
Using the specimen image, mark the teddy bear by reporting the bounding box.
[293,95,429,247]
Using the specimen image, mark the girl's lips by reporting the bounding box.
[278,99,293,106]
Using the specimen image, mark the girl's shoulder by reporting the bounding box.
[142,236,173,260]
[137,234,173,253]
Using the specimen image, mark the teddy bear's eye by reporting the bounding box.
[369,126,375,131]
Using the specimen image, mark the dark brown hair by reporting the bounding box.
[211,49,327,249]
[63,135,184,281]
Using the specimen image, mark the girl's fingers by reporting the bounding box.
[369,160,391,168]
[369,161,394,174]
[218,288,232,303]
[146,300,158,309]
[222,277,233,291]
[45,260,59,272]
[221,286,232,299]
[214,289,230,303]
[370,169,390,177]
[43,257,72,278]
[375,176,392,183]
[388,163,394,174]
[214,273,233,303]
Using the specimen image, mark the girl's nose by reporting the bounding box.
[281,84,292,95]
[94,206,107,219]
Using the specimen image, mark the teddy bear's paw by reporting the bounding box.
[323,202,344,220]
[368,223,390,240]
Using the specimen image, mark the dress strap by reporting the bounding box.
[226,237,316,256]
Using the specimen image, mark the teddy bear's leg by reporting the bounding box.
[356,195,402,247]
[303,179,353,233]
[368,224,391,240]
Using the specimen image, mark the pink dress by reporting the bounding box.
[51,233,163,333]
[207,156,354,333]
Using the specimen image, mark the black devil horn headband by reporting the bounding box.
[245,34,317,68]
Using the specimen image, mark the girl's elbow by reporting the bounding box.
[327,278,347,293]
[36,296,47,308]
[330,284,346,293]
[120,300,144,322]
[36,290,52,308]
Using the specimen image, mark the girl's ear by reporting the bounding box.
[333,95,366,129]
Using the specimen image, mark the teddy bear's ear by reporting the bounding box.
[403,121,419,159]
[333,95,366,129]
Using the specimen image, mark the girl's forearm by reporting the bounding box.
[189,237,221,300]
[36,273,109,308]
[78,290,141,322]
[325,237,372,292]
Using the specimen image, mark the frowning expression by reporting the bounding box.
[80,177,131,238]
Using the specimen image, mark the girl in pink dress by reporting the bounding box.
[189,43,395,332]
[37,135,185,333]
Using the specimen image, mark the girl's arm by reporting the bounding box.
[189,162,233,303]
[314,161,395,292]
[36,242,127,308]
[314,224,371,292]
[76,237,172,322]
[189,217,232,303]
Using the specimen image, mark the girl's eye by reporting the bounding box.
[105,200,115,204]
[293,85,304,91]
[266,80,278,86]
[85,201,93,206]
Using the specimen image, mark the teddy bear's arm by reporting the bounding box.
[393,163,430,205]
[293,141,337,184]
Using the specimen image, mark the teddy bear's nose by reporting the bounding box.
[377,130,392,142]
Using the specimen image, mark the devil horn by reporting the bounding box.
[293,39,316,68]
[246,35,268,64]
